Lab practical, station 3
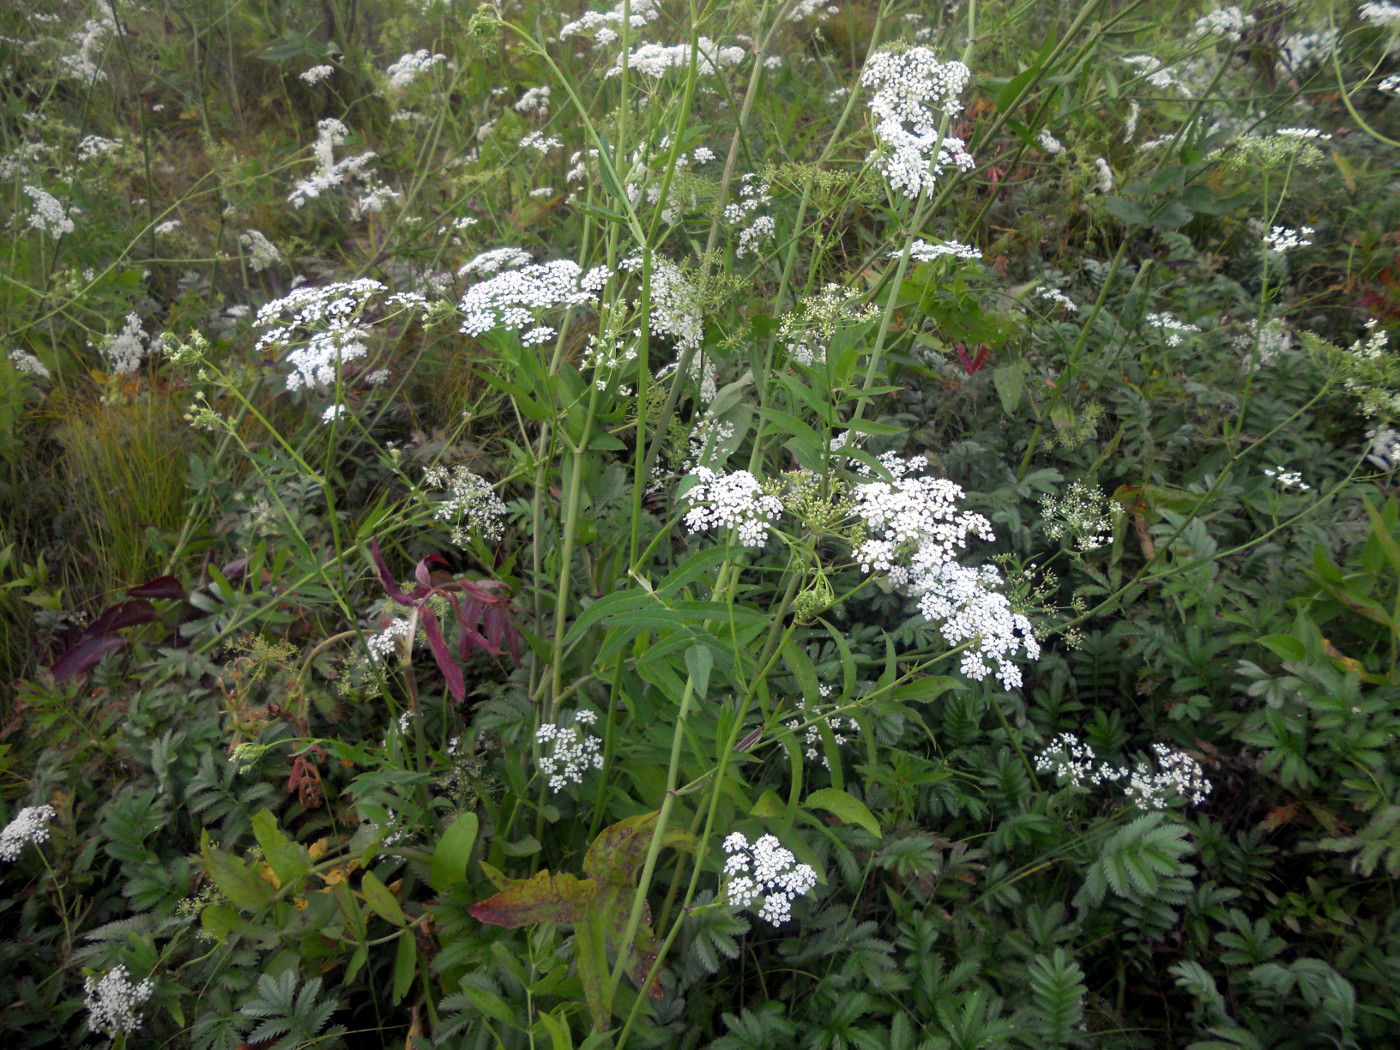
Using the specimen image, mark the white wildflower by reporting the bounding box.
[1037,129,1064,154]
[458,258,612,337]
[385,49,447,88]
[239,229,282,271]
[1263,466,1311,491]
[514,85,551,114]
[1262,225,1314,253]
[84,965,155,1036]
[23,185,74,237]
[1359,1,1400,27]
[99,313,149,374]
[536,711,604,792]
[0,804,56,861]
[903,238,981,262]
[682,467,783,547]
[300,64,334,84]
[860,46,974,198]
[1191,6,1256,41]
[721,832,817,926]
[423,464,509,544]
[8,349,50,379]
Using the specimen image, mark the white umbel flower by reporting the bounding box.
[84,965,155,1035]
[0,804,56,861]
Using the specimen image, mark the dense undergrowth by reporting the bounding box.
[2,0,1400,1046]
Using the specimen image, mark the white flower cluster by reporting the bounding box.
[537,710,604,792]
[1264,466,1311,491]
[288,118,385,210]
[852,455,1038,688]
[619,251,704,352]
[1234,318,1293,373]
[682,467,784,547]
[458,257,611,340]
[1035,286,1078,312]
[84,965,155,1035]
[1276,127,1332,140]
[0,804,56,861]
[1191,6,1256,41]
[1037,129,1065,154]
[725,173,774,258]
[1144,311,1201,347]
[1380,73,1400,94]
[424,465,509,544]
[239,229,282,271]
[786,685,858,768]
[385,49,447,89]
[1040,480,1117,551]
[1281,29,1338,69]
[366,618,415,662]
[1034,734,1124,787]
[514,85,551,114]
[253,278,409,391]
[1093,156,1114,193]
[59,14,115,85]
[1367,427,1400,470]
[23,185,75,238]
[901,238,981,263]
[77,134,122,162]
[519,129,564,154]
[458,246,532,278]
[1124,744,1213,809]
[1343,321,1400,418]
[607,37,745,78]
[860,46,974,198]
[1360,0,1400,27]
[722,832,818,926]
[300,64,334,84]
[8,348,51,379]
[1121,53,1180,91]
[560,0,660,44]
[99,313,149,374]
[155,219,182,235]
[1262,225,1314,253]
[1036,735,1212,809]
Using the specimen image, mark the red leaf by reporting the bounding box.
[470,870,597,927]
[49,635,126,682]
[418,606,465,701]
[126,575,187,600]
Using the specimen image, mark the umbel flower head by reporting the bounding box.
[84,964,155,1035]
[0,804,56,861]
[860,46,974,198]
[722,832,818,925]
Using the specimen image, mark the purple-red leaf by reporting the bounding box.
[419,606,465,701]
[86,599,156,636]
[126,575,187,600]
[49,635,126,682]
[370,540,410,602]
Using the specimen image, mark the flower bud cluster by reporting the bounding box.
[722,832,818,925]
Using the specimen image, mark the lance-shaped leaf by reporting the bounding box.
[469,870,598,927]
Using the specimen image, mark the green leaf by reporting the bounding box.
[685,643,713,698]
[251,809,311,888]
[430,811,480,893]
[536,1009,576,1050]
[201,832,274,911]
[750,790,785,818]
[805,788,881,839]
[392,930,417,1005]
[1102,196,1150,227]
[1259,634,1307,663]
[361,870,408,927]
[992,362,1026,414]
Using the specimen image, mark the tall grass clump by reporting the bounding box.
[1,0,1399,1046]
